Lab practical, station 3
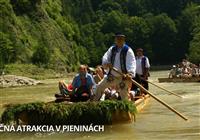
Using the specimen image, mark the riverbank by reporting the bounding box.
[0,75,42,88]
[1,64,73,80]
[0,64,76,88]
[2,64,172,80]
[0,63,171,88]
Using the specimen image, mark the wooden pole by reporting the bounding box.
[147,80,183,98]
[112,67,188,121]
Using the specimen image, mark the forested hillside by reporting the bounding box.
[1,0,200,72]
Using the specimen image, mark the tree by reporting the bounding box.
[101,11,124,33]
[125,16,150,49]
[188,33,200,64]
[32,46,50,67]
[127,0,145,16]
[99,0,123,13]
[143,0,196,18]
[0,32,14,64]
[176,3,200,61]
[146,13,177,64]
[1,0,200,69]
[10,0,41,16]
[188,17,200,64]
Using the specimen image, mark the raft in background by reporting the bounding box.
[1,100,138,125]
[158,77,200,83]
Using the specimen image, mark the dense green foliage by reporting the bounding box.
[0,0,200,71]
[1,100,136,125]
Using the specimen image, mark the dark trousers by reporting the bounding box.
[131,74,149,91]
[70,86,90,102]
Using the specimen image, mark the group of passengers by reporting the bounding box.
[169,59,200,78]
[57,33,150,102]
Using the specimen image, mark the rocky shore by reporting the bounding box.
[0,75,42,88]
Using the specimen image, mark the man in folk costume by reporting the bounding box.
[135,48,150,90]
[94,33,136,101]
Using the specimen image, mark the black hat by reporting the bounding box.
[114,32,126,37]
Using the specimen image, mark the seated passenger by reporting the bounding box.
[168,65,177,78]
[104,86,119,100]
[129,88,143,101]
[70,65,96,102]
[93,66,105,84]
[176,64,183,77]
[57,81,73,97]
[181,66,192,78]
[191,64,199,77]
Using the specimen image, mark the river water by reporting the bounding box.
[0,71,199,140]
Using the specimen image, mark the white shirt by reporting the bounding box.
[102,44,136,77]
[136,56,150,75]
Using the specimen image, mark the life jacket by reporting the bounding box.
[110,44,129,73]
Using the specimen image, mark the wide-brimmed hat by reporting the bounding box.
[114,32,126,38]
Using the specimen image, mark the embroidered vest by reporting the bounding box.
[110,45,129,73]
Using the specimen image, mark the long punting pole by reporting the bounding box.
[112,67,188,121]
[147,80,183,98]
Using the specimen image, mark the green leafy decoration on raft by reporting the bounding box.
[1,100,137,125]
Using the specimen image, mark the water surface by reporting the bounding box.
[0,71,199,140]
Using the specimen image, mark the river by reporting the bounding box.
[0,71,199,140]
